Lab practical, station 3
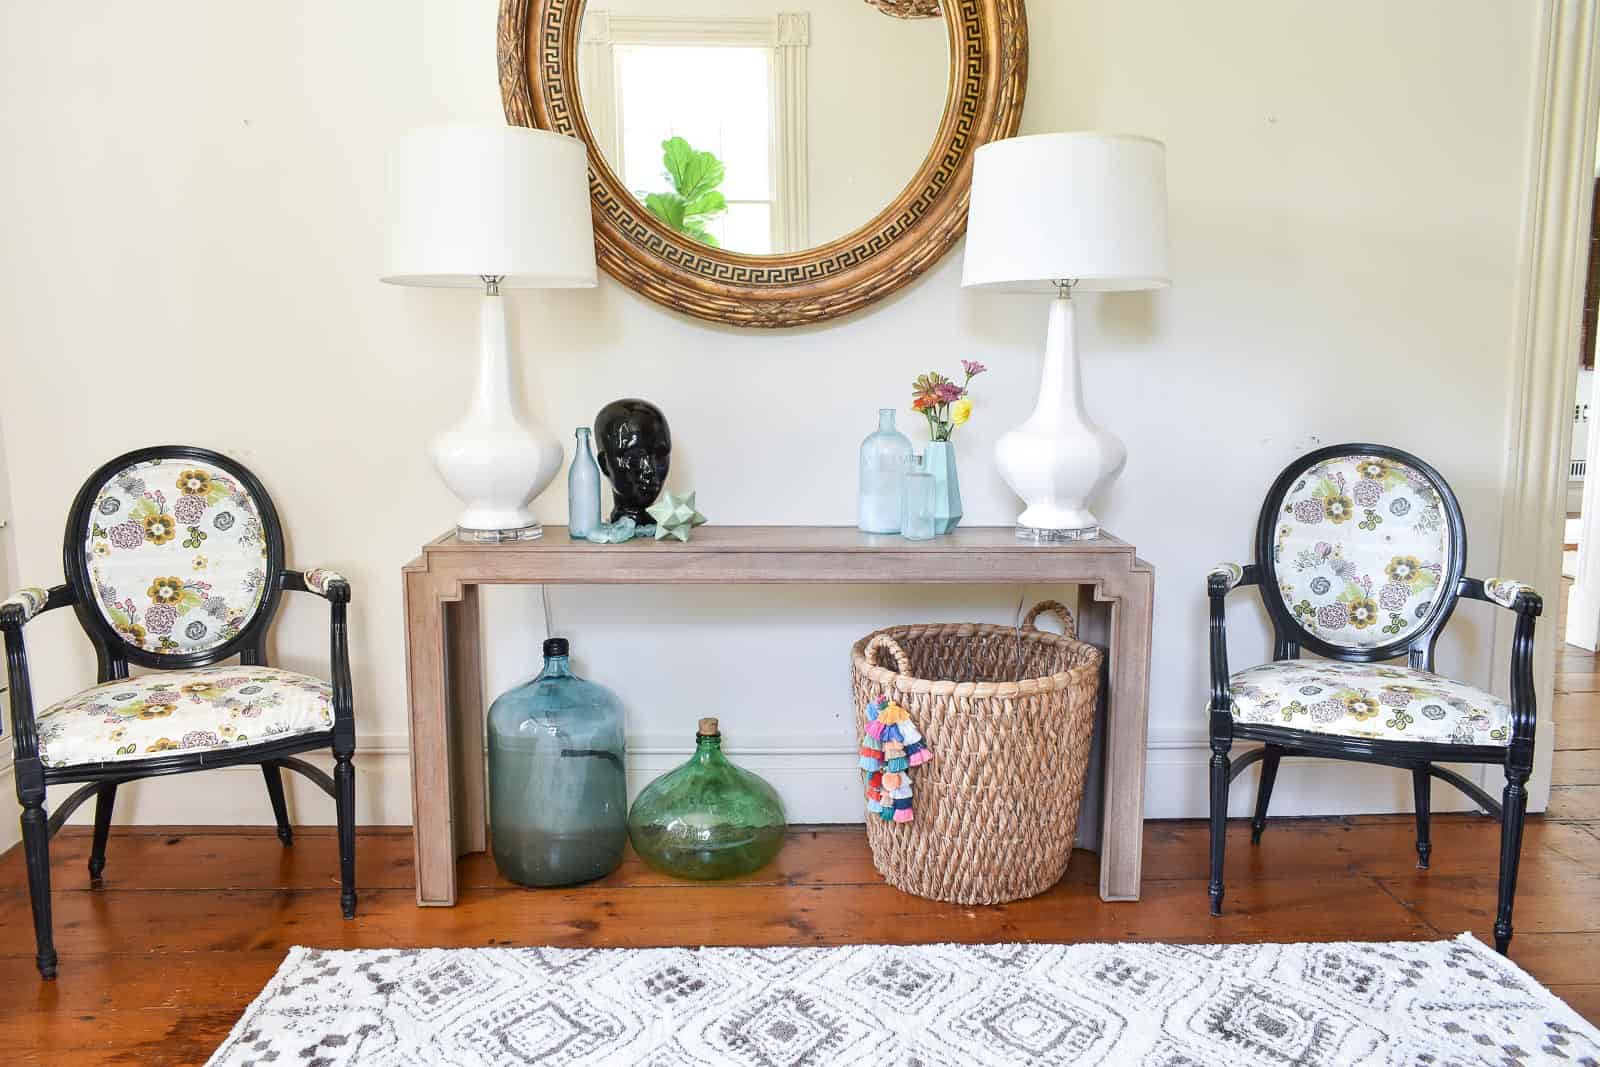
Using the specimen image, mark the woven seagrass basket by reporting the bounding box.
[849,600,1103,905]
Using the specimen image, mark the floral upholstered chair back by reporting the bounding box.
[1259,448,1466,657]
[70,450,283,663]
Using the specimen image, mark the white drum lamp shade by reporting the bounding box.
[963,133,1169,292]
[382,125,597,288]
[962,132,1169,540]
[381,125,598,542]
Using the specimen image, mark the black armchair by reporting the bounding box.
[3,446,357,979]
[1206,444,1539,954]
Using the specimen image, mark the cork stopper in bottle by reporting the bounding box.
[698,717,720,737]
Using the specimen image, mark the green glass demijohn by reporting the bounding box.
[487,638,627,887]
[627,718,786,880]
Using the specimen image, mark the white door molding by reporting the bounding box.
[1495,0,1600,809]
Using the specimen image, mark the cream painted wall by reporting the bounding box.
[0,1,1541,835]
[0,421,18,853]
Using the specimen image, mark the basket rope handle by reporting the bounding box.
[865,634,913,674]
[1022,600,1078,639]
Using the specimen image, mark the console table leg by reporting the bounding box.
[405,566,459,906]
[447,585,487,857]
[1074,587,1110,854]
[1098,563,1155,902]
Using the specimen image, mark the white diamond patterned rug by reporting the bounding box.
[206,934,1600,1066]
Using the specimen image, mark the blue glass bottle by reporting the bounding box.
[858,409,913,534]
[900,454,937,541]
[568,427,602,541]
[487,638,627,887]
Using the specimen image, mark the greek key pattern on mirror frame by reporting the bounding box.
[498,0,1027,327]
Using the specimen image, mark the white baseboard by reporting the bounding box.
[1142,728,1490,819]
[45,738,417,829]
[0,762,17,854]
[1570,579,1600,651]
[41,732,870,830]
[18,724,1515,835]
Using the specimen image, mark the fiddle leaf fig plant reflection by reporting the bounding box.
[644,136,728,247]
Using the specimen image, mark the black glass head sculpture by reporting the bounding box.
[595,398,671,524]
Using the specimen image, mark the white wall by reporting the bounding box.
[0,1,1542,833]
[0,420,19,854]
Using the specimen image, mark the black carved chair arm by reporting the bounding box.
[1207,563,1260,717]
[1457,576,1541,756]
[1,584,76,772]
[286,568,351,604]
[283,569,354,750]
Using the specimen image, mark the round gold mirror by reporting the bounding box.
[498,0,1027,327]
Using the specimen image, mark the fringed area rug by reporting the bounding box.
[207,934,1600,1066]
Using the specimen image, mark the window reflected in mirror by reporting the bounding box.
[578,2,952,257]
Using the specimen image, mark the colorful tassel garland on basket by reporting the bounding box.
[860,696,931,823]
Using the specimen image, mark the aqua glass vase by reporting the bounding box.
[859,409,913,534]
[487,638,627,887]
[627,718,786,879]
[924,441,963,534]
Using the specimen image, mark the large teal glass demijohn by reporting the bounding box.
[487,638,627,887]
[627,718,786,879]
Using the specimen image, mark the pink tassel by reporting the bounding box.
[893,809,914,823]
[908,749,932,767]
[866,721,886,740]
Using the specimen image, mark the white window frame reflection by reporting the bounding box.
[579,12,811,254]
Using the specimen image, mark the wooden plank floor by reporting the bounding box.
[1,582,1599,1065]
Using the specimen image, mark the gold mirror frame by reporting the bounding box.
[497,0,1027,328]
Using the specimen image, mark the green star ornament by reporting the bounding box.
[646,490,707,542]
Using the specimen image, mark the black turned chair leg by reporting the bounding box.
[334,752,357,919]
[1412,766,1432,870]
[1251,745,1282,845]
[1494,771,1532,955]
[88,782,118,885]
[20,800,57,979]
[262,762,293,846]
[1209,741,1231,916]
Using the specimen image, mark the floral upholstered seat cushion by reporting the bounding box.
[1228,660,1511,746]
[35,667,333,768]
[84,458,271,656]
[1271,454,1451,649]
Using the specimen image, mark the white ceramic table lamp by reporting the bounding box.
[382,125,597,542]
[962,132,1169,541]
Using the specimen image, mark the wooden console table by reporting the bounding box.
[402,526,1154,907]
